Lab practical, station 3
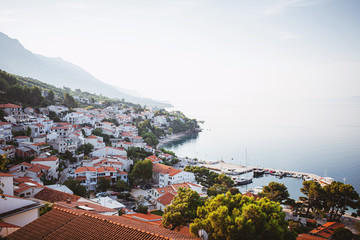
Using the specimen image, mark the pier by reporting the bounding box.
[200,161,334,186]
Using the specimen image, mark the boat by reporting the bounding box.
[253,168,265,177]
[234,176,253,185]
[222,168,240,176]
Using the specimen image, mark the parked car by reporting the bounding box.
[96,192,107,197]
[111,192,119,196]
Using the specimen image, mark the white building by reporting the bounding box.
[0,195,42,227]
[84,135,106,150]
[90,146,127,158]
[31,155,59,179]
[0,173,14,196]
[50,122,74,137]
[47,105,69,115]
[152,163,195,188]
[49,137,77,154]
[0,122,12,141]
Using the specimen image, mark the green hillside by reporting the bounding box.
[0,69,141,109]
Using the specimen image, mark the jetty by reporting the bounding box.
[200,161,334,186]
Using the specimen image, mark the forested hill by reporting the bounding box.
[0,32,171,108]
[0,69,142,109]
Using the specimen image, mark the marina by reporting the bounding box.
[201,161,334,187]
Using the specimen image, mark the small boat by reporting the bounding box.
[222,168,240,175]
[234,176,253,185]
[253,169,265,177]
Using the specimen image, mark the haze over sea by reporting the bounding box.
[164,100,360,194]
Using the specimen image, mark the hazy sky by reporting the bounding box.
[1,0,360,106]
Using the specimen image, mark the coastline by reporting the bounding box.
[157,129,200,149]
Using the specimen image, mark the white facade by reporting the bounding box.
[0,122,12,141]
[31,156,59,179]
[0,173,14,196]
[90,147,127,158]
[85,135,106,150]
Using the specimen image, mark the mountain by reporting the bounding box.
[0,32,170,107]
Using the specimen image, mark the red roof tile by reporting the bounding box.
[8,207,198,240]
[34,187,81,203]
[156,192,176,206]
[0,103,22,108]
[153,163,182,176]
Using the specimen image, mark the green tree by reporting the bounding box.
[26,126,32,137]
[97,178,111,192]
[77,143,94,156]
[323,181,359,221]
[300,181,325,216]
[129,159,153,186]
[115,179,130,192]
[162,188,205,230]
[47,90,55,100]
[40,202,54,216]
[332,227,353,240]
[260,181,290,204]
[190,192,297,240]
[63,177,88,197]
[64,93,78,108]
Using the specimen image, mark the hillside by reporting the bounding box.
[0,32,170,108]
[0,69,142,109]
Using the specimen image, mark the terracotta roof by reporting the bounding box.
[7,207,79,240]
[296,234,325,240]
[243,192,262,201]
[156,192,176,206]
[146,155,162,163]
[0,122,11,125]
[32,156,58,162]
[86,135,98,139]
[8,207,198,240]
[153,163,182,176]
[28,163,51,173]
[55,201,117,213]
[309,221,345,239]
[75,166,96,173]
[0,103,22,108]
[0,172,15,177]
[123,213,162,222]
[14,136,30,139]
[34,187,81,203]
[0,221,20,228]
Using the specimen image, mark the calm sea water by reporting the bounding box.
[164,102,360,195]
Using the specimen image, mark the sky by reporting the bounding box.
[0,0,360,107]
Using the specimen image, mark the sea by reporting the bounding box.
[163,101,360,200]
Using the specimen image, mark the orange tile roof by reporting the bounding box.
[0,103,22,108]
[0,122,11,125]
[0,172,15,177]
[153,163,182,176]
[28,163,51,173]
[86,135,98,139]
[296,234,325,240]
[146,155,162,163]
[310,221,345,239]
[123,213,162,222]
[55,201,117,213]
[75,166,96,173]
[34,187,81,203]
[156,192,176,206]
[32,156,58,162]
[243,192,262,200]
[7,207,198,240]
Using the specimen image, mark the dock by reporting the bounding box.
[200,161,334,186]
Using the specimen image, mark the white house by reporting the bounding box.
[84,135,106,150]
[13,177,44,198]
[31,155,59,179]
[112,141,133,150]
[48,137,77,154]
[0,195,42,227]
[75,166,127,191]
[90,146,127,158]
[9,162,51,184]
[29,123,46,138]
[0,103,23,116]
[0,122,12,141]
[0,173,14,196]
[50,122,74,137]
[152,163,195,188]
[47,105,69,115]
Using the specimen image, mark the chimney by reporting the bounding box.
[66,198,71,204]
[85,203,88,207]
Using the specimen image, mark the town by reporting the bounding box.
[0,69,359,239]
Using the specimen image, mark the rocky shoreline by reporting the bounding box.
[157,129,201,149]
